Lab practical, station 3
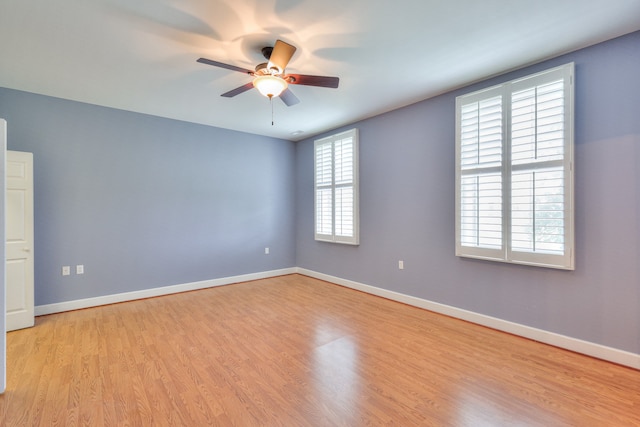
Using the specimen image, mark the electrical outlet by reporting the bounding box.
[265,247,270,255]
[398,260,404,270]
[62,266,71,276]
[76,265,84,275]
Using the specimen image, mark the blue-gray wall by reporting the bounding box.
[0,90,296,306]
[296,31,640,354]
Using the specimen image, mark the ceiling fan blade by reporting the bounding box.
[279,88,300,106]
[286,74,339,88]
[267,40,296,73]
[221,82,254,98]
[197,58,253,75]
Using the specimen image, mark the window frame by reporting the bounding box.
[314,128,360,245]
[455,63,575,270]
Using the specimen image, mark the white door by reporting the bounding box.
[6,150,34,331]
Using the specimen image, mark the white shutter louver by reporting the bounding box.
[315,141,333,236]
[510,77,567,257]
[511,80,565,165]
[458,93,504,252]
[335,136,354,238]
[511,169,565,254]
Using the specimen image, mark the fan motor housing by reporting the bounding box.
[255,61,282,76]
[255,63,269,75]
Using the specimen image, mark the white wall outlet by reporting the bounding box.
[398,260,404,270]
[76,265,84,275]
[62,266,71,276]
[265,247,270,255]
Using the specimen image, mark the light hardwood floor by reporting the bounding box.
[1,274,639,426]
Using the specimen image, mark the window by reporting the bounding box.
[455,63,574,270]
[314,128,359,245]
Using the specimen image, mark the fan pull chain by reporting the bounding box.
[270,95,274,126]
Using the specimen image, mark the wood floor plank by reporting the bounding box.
[1,274,639,426]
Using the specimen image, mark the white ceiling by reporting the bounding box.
[1,0,640,141]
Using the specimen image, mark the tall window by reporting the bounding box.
[314,128,359,245]
[455,63,574,270]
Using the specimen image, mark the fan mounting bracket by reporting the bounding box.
[261,46,273,60]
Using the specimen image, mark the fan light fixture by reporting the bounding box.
[253,75,288,98]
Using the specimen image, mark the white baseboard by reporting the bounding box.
[295,268,640,370]
[35,268,297,317]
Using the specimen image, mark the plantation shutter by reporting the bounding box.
[314,129,359,245]
[456,63,574,269]
[315,140,333,238]
[459,94,504,247]
[456,87,505,261]
[508,65,573,268]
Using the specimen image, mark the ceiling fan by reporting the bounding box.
[197,40,339,106]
